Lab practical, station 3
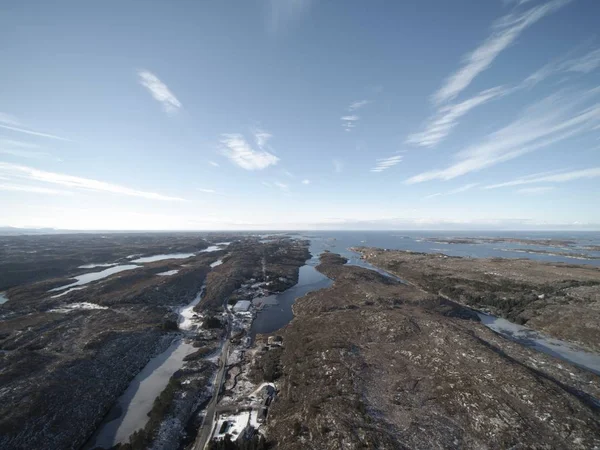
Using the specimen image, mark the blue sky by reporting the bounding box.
[1,0,599,230]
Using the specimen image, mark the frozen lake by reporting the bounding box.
[478,313,600,376]
[86,338,196,449]
[49,265,140,292]
[131,253,195,263]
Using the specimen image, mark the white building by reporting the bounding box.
[233,300,251,312]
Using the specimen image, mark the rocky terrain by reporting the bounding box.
[264,252,600,449]
[0,234,310,450]
[0,233,217,291]
[200,239,310,311]
[356,248,600,353]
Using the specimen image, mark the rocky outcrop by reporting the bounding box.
[265,253,600,449]
[356,248,600,352]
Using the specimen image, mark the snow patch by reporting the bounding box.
[50,302,108,313]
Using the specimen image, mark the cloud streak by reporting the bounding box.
[0,162,185,201]
[432,0,571,105]
[425,183,479,199]
[220,134,279,170]
[333,159,343,173]
[406,88,600,183]
[138,70,182,114]
[408,86,508,147]
[370,155,403,173]
[267,0,312,33]
[0,182,73,196]
[516,186,555,194]
[485,167,600,189]
[349,100,369,111]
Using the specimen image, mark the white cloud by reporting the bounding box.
[0,139,52,159]
[0,162,185,201]
[267,0,312,33]
[197,188,216,194]
[333,159,343,173]
[432,0,571,105]
[220,134,279,171]
[0,124,71,142]
[409,45,600,148]
[274,181,289,191]
[0,112,21,126]
[424,183,479,199]
[0,182,73,196]
[348,100,369,111]
[408,86,508,147]
[525,47,600,87]
[370,155,403,173]
[516,186,555,194]
[138,70,182,114]
[406,88,600,183]
[341,115,360,132]
[254,129,273,150]
[301,179,310,184]
[209,161,220,167]
[485,167,600,189]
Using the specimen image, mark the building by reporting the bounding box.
[233,300,252,312]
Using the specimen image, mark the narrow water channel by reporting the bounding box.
[86,339,196,449]
[86,288,203,449]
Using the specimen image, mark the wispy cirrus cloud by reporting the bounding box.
[301,179,310,185]
[138,70,182,114]
[208,161,220,167]
[484,167,600,189]
[0,162,185,201]
[410,45,600,147]
[0,139,52,159]
[267,0,312,33]
[0,113,20,127]
[409,0,576,148]
[0,113,71,142]
[274,181,289,191]
[433,0,571,105]
[516,186,556,194]
[370,155,403,173]
[341,100,371,131]
[406,88,600,184]
[524,47,600,88]
[0,182,73,196]
[349,100,369,111]
[220,134,279,170]
[408,86,508,147]
[425,183,479,199]
[341,115,359,132]
[333,159,343,173]
[253,129,273,150]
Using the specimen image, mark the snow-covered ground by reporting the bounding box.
[131,253,195,263]
[78,263,117,269]
[157,269,179,276]
[0,292,8,305]
[210,259,223,268]
[212,411,250,441]
[178,287,205,331]
[49,302,108,313]
[50,286,87,298]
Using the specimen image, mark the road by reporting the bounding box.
[192,308,233,450]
